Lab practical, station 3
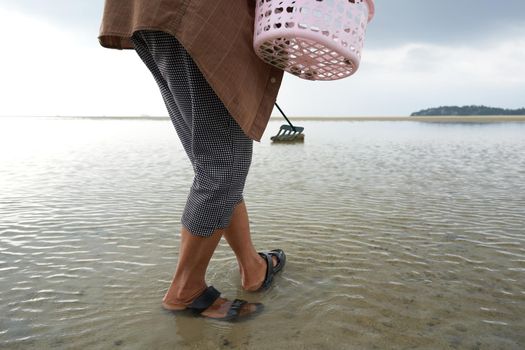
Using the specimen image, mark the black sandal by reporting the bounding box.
[173,286,263,321]
[256,249,286,291]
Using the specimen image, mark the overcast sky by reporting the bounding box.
[0,0,524,117]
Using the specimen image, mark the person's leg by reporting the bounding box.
[222,201,279,291]
[162,227,222,305]
[138,30,281,291]
[161,226,259,318]
[131,31,259,318]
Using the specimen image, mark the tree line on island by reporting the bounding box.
[411,105,525,116]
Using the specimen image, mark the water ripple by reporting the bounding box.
[1,119,525,349]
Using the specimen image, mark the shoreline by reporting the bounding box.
[271,116,525,122]
[2,115,525,122]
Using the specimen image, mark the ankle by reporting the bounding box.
[240,256,266,290]
[239,252,264,273]
[240,255,266,276]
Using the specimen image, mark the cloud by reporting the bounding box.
[2,0,525,49]
[367,0,525,48]
[365,39,525,85]
[0,0,104,46]
[0,4,523,118]
[277,38,525,116]
[0,7,165,117]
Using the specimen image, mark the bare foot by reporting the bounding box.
[162,296,261,320]
[162,299,186,311]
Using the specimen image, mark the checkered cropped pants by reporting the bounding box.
[131,30,253,237]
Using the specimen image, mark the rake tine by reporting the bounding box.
[271,103,304,142]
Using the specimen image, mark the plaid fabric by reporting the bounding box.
[132,30,253,237]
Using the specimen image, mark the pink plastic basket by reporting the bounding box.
[253,0,375,81]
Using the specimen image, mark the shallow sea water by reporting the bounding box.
[1,117,524,350]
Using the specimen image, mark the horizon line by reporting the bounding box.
[1,115,525,122]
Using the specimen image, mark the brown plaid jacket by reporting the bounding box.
[99,0,283,141]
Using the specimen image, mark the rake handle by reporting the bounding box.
[275,102,297,132]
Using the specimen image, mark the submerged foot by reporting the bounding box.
[162,286,262,320]
[242,250,285,291]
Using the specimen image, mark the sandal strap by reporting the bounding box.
[258,252,274,289]
[226,299,247,319]
[268,249,286,273]
[187,286,221,313]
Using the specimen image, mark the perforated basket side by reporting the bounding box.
[253,0,374,81]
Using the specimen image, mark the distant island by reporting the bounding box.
[411,105,525,116]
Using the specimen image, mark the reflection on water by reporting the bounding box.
[1,117,524,349]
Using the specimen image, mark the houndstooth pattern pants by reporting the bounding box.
[131,30,253,238]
